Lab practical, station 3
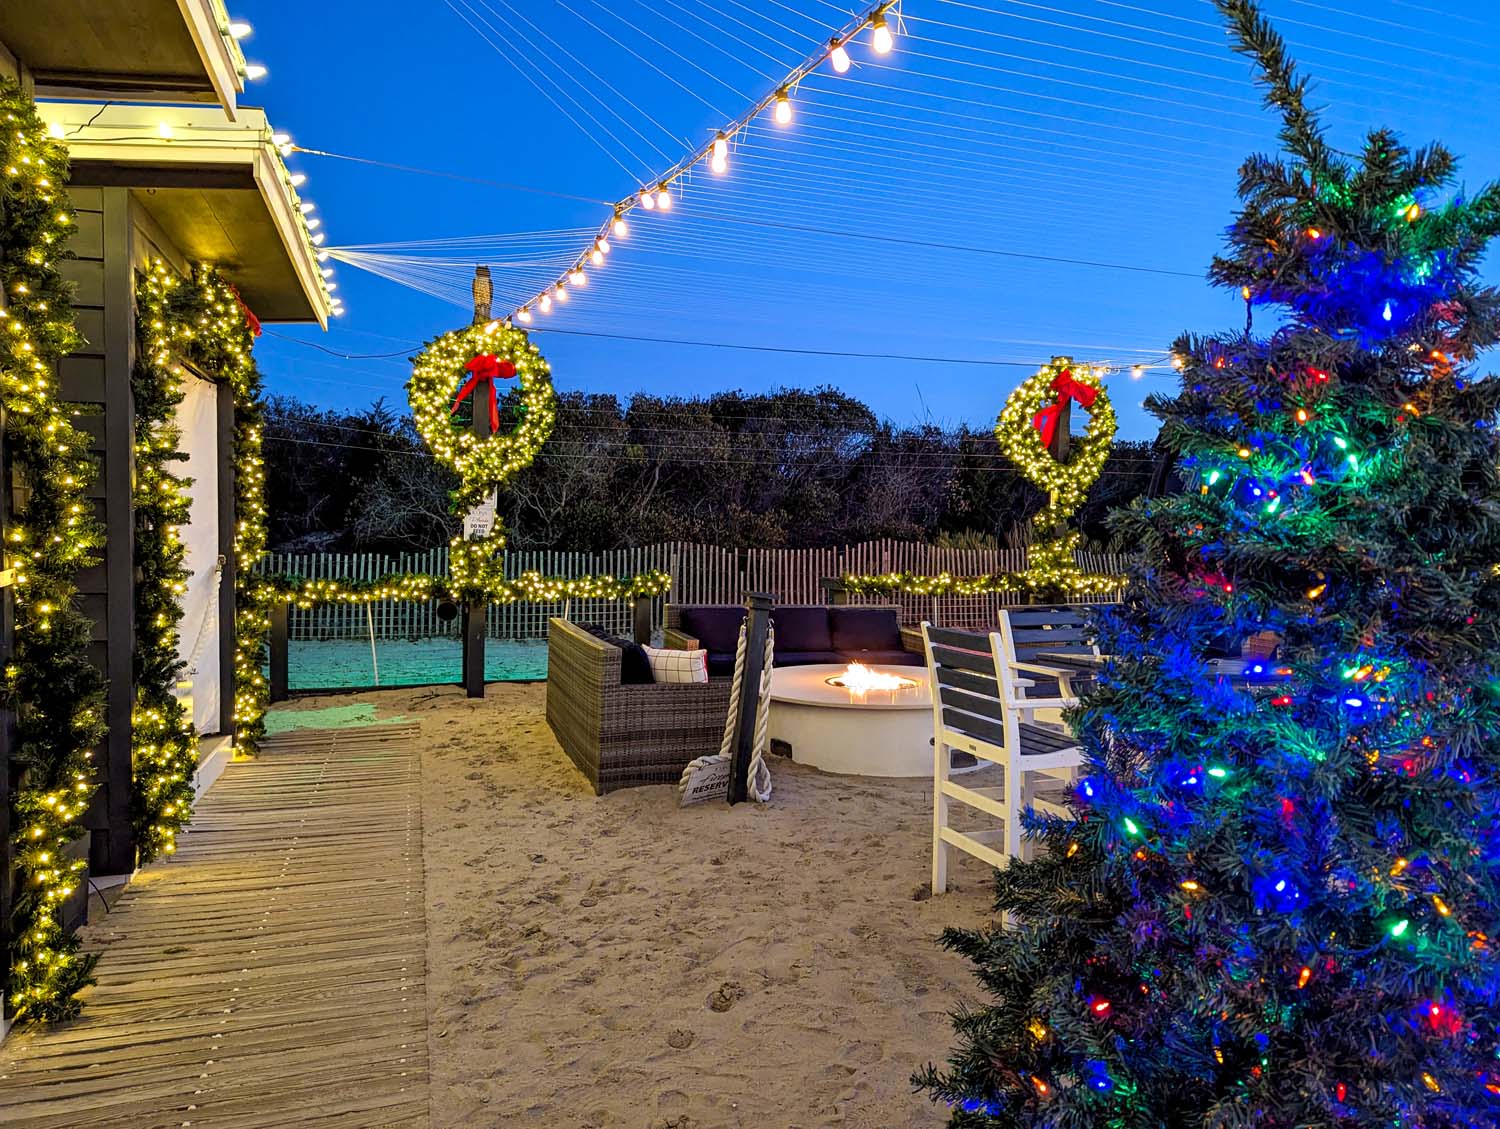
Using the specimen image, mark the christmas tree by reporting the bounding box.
[917,1,1500,1125]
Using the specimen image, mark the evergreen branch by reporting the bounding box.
[1213,0,1335,176]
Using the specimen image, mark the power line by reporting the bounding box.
[261,325,1173,368]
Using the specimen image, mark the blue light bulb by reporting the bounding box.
[1382,300,1393,322]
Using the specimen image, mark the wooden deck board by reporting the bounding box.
[0,724,430,1128]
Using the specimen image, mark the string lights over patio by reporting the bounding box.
[507,0,903,327]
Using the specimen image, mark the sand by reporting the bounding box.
[271,682,1002,1129]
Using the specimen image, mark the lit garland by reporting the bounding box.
[129,261,199,863]
[135,264,269,751]
[255,568,672,610]
[840,550,1122,600]
[997,356,1117,595]
[1,78,108,1022]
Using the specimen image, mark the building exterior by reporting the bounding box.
[0,1,332,1025]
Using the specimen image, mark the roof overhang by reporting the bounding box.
[38,103,334,327]
[0,0,247,118]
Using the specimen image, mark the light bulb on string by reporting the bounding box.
[1382,300,1394,322]
[540,294,552,313]
[555,284,569,303]
[640,191,655,211]
[656,185,672,210]
[711,133,729,174]
[244,62,268,80]
[612,214,628,238]
[228,19,252,38]
[571,269,587,287]
[829,39,851,73]
[598,238,610,255]
[590,248,604,266]
[774,90,793,125]
[517,307,532,324]
[289,172,306,187]
[871,11,894,54]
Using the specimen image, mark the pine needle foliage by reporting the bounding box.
[917,3,1500,1125]
[1,77,106,1022]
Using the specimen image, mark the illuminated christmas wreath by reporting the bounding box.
[994,356,1116,515]
[408,320,557,493]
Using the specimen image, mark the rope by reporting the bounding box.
[677,619,775,802]
[182,554,226,677]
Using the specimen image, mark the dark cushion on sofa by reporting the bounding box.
[680,606,747,655]
[578,623,654,685]
[771,606,832,652]
[840,648,924,668]
[707,651,738,678]
[829,607,904,653]
[776,650,845,667]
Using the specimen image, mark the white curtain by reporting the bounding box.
[174,376,222,734]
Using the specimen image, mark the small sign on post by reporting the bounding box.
[463,492,498,539]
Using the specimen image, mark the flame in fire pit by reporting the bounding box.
[826,662,919,695]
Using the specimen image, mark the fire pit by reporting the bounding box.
[767,663,934,777]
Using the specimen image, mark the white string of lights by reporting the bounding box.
[502,0,905,326]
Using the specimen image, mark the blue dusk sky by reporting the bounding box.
[235,0,1500,441]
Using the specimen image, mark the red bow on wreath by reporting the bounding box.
[1031,368,1098,449]
[451,354,517,431]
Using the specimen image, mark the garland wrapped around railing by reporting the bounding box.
[1,78,108,1023]
[840,553,1122,599]
[254,567,672,610]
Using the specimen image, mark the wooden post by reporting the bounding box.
[460,599,486,698]
[632,595,652,645]
[728,593,774,806]
[268,601,290,703]
[458,266,494,700]
[1047,394,1072,464]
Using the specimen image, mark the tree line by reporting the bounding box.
[262,387,1161,553]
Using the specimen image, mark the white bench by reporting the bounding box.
[922,621,1086,894]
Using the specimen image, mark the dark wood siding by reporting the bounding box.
[63,185,137,876]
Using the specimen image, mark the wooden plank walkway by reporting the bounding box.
[0,723,430,1128]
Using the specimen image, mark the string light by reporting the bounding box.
[228,19,252,38]
[243,62,268,81]
[495,1,899,324]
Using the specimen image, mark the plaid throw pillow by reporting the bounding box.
[643,645,709,684]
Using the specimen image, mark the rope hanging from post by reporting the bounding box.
[677,620,775,803]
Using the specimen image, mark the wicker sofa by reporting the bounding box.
[665,603,925,677]
[546,617,733,795]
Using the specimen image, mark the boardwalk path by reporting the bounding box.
[1,723,429,1128]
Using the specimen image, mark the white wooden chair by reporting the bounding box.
[923,621,1086,894]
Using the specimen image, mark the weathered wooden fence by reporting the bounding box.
[258,542,1129,642]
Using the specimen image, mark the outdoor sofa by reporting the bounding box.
[546,617,733,795]
[664,603,925,678]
